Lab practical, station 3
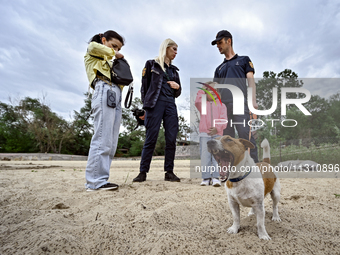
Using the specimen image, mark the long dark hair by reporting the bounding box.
[89,30,125,46]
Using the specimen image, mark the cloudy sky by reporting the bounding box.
[1,0,339,121]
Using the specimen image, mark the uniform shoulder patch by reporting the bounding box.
[142,67,146,77]
[249,61,254,69]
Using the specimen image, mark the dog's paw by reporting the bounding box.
[272,215,281,222]
[227,226,239,234]
[259,233,271,240]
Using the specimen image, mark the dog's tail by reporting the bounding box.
[261,138,271,164]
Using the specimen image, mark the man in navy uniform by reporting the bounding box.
[212,30,259,163]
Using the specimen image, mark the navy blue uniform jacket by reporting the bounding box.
[141,59,181,109]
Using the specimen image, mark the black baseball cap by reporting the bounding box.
[211,30,232,45]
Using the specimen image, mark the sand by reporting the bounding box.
[0,159,340,255]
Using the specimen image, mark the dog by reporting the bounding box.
[131,108,145,130]
[207,135,281,240]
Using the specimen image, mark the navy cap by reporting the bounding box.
[211,30,232,45]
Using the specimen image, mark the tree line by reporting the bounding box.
[0,95,190,156]
[0,95,93,155]
[255,69,340,148]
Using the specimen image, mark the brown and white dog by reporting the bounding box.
[207,135,281,240]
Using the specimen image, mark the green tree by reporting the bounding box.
[63,93,93,155]
[255,69,309,144]
[17,97,73,153]
[0,96,86,154]
[177,115,191,141]
[118,97,146,156]
[256,69,304,121]
[328,92,340,130]
[277,94,338,146]
[0,102,36,152]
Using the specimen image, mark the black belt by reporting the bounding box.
[96,75,112,83]
[93,75,114,89]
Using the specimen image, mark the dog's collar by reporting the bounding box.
[228,168,252,183]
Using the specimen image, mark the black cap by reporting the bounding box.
[211,30,232,45]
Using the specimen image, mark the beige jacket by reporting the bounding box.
[84,42,123,90]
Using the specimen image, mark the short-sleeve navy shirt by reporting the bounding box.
[213,54,255,105]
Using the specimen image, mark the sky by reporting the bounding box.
[1,0,340,122]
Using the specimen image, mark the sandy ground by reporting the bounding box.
[0,160,340,255]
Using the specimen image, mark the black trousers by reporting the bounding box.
[223,103,259,163]
[140,99,179,172]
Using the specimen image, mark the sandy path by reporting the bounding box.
[0,160,340,254]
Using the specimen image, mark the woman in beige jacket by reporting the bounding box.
[84,30,125,191]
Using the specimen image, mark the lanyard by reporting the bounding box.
[163,66,172,81]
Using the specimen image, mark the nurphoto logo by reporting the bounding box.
[199,84,312,128]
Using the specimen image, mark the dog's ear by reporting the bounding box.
[239,138,255,149]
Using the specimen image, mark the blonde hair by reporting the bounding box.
[155,38,178,72]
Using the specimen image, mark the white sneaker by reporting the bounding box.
[212,178,221,187]
[200,179,211,186]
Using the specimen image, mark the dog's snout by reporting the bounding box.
[207,140,216,147]
[207,140,220,154]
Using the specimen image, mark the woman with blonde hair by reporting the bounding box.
[133,39,182,182]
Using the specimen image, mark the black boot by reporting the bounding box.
[164,172,180,182]
[133,172,147,182]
